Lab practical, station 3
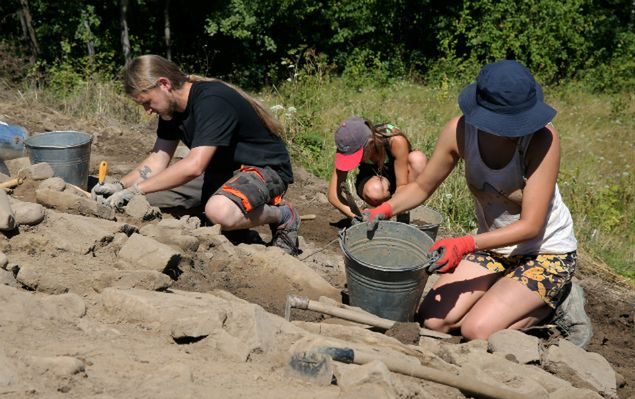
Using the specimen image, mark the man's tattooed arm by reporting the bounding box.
[138,165,152,180]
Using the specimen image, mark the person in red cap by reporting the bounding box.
[326,116,427,223]
[363,60,591,348]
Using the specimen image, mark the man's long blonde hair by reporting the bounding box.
[123,55,282,135]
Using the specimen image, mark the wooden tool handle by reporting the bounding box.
[0,177,24,189]
[353,351,531,399]
[98,161,108,184]
[305,299,450,339]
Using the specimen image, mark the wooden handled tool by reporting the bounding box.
[0,177,24,189]
[285,295,450,339]
[296,346,532,399]
[98,161,108,185]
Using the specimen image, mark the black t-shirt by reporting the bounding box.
[157,81,293,184]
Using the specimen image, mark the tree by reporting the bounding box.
[120,0,131,63]
[18,0,39,59]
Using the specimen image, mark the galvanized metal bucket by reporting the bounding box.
[24,131,93,189]
[339,221,433,322]
[410,205,443,241]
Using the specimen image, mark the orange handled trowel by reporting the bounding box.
[98,161,108,185]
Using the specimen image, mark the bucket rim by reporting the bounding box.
[24,131,93,149]
[339,221,431,273]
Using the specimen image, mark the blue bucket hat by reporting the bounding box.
[458,60,556,137]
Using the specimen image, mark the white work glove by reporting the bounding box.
[91,181,124,200]
[106,183,143,210]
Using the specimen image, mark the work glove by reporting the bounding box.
[361,202,393,233]
[91,181,124,200]
[427,235,476,274]
[106,183,143,210]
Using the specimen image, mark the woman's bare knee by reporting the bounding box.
[460,317,495,341]
[362,177,390,205]
[421,317,453,333]
[408,151,427,181]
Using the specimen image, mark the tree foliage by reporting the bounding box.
[0,0,633,89]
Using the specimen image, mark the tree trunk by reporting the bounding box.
[18,0,39,59]
[83,19,96,58]
[164,0,172,60]
[120,0,131,63]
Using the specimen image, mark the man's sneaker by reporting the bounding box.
[553,280,593,349]
[271,204,301,256]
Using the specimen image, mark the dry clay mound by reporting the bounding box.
[0,99,632,398]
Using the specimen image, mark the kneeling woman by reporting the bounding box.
[363,61,589,347]
[327,116,427,221]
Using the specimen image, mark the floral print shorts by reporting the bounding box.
[464,251,577,308]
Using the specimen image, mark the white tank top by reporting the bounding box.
[463,123,577,255]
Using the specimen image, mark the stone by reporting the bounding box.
[117,233,181,273]
[0,252,7,269]
[0,190,16,231]
[36,188,115,220]
[158,216,200,231]
[40,293,86,319]
[208,234,238,256]
[16,263,69,294]
[38,177,66,191]
[138,224,199,252]
[8,197,46,226]
[335,360,396,391]
[17,162,54,180]
[91,270,172,293]
[124,195,161,221]
[29,211,134,254]
[191,224,222,238]
[543,338,617,398]
[488,329,541,364]
[4,157,30,177]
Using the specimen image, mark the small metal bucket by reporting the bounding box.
[410,205,443,241]
[339,221,433,322]
[24,131,93,189]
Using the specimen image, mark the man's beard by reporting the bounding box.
[159,99,178,121]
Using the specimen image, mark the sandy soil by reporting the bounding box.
[1,98,633,398]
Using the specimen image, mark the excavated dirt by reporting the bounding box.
[1,98,634,398]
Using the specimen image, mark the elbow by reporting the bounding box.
[520,221,544,242]
[185,160,206,178]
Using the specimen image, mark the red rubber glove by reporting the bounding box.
[428,236,476,273]
[361,202,393,232]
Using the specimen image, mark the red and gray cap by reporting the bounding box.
[335,116,371,171]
